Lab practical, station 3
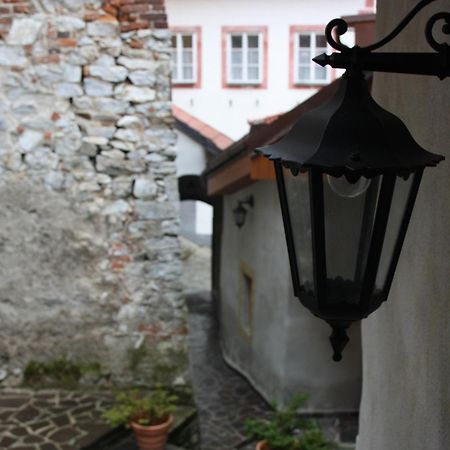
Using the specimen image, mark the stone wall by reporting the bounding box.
[0,0,187,386]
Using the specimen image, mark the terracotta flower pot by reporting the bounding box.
[131,415,173,450]
[256,441,269,450]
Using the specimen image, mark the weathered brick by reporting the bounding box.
[32,54,60,64]
[121,4,151,14]
[120,21,149,32]
[13,4,30,13]
[56,38,78,47]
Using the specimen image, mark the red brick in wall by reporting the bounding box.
[102,0,167,32]
[0,0,167,39]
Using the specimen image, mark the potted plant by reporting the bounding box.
[245,395,334,450]
[103,386,178,450]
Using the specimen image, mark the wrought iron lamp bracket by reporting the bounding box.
[314,0,450,79]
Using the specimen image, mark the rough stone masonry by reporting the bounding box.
[0,0,187,386]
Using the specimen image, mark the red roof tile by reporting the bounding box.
[172,105,233,150]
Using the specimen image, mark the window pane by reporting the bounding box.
[240,270,253,336]
[247,35,259,48]
[171,35,177,48]
[299,49,310,64]
[182,34,193,48]
[183,66,193,80]
[231,66,243,80]
[299,34,311,47]
[248,49,259,64]
[375,175,415,292]
[316,34,327,47]
[231,50,243,64]
[314,65,327,80]
[182,50,193,64]
[247,66,259,80]
[324,175,380,305]
[283,168,314,294]
[231,35,243,48]
[298,66,309,81]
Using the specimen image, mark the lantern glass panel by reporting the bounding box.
[323,175,381,305]
[375,174,415,292]
[283,167,314,294]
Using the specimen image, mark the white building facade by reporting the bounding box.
[166,0,374,140]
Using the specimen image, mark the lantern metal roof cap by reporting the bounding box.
[257,70,444,178]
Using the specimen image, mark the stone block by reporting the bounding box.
[135,201,177,220]
[96,155,146,175]
[102,200,130,216]
[134,178,157,199]
[115,85,156,103]
[111,176,132,198]
[19,130,43,152]
[54,16,86,33]
[129,70,156,86]
[7,17,45,46]
[117,115,142,128]
[84,78,114,97]
[24,148,59,170]
[110,140,136,152]
[87,18,119,38]
[56,83,84,97]
[117,56,155,70]
[0,46,27,68]
[114,128,140,143]
[88,65,128,83]
[62,64,82,83]
[94,98,130,114]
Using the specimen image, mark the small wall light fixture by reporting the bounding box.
[233,196,254,229]
[258,0,448,361]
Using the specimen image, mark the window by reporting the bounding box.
[295,31,329,84]
[239,263,254,338]
[171,32,197,84]
[227,32,262,84]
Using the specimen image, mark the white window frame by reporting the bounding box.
[294,31,329,85]
[172,32,197,84]
[227,32,263,85]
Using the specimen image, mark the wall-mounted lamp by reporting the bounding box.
[258,0,448,361]
[233,196,254,229]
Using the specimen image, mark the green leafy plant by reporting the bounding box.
[245,395,334,450]
[103,386,178,427]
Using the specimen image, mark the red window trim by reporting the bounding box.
[221,26,268,90]
[289,25,337,90]
[171,26,202,89]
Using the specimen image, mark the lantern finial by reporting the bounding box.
[329,322,350,362]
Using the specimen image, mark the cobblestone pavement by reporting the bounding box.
[185,292,271,450]
[0,389,113,449]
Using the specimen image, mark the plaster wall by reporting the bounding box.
[166,0,367,139]
[220,181,362,410]
[174,130,207,177]
[357,0,450,448]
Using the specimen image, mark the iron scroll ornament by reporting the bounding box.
[314,0,450,79]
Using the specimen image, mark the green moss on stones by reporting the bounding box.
[23,357,103,389]
[128,341,192,404]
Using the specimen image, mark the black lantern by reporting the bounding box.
[258,0,448,361]
[233,196,254,228]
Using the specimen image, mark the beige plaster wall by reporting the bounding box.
[220,181,362,410]
[357,1,450,448]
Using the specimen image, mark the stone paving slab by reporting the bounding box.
[185,293,272,450]
[0,388,114,449]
